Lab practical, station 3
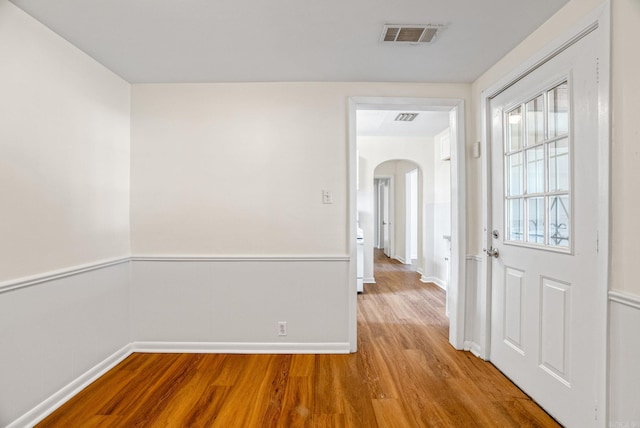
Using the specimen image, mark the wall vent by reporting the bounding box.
[381,24,444,44]
[395,113,419,122]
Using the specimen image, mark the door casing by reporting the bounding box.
[348,97,467,351]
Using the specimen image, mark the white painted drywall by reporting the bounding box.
[0,0,131,281]
[610,0,640,297]
[130,83,471,256]
[0,3,131,425]
[432,129,452,285]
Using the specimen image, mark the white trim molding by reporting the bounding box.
[131,255,350,262]
[363,277,376,284]
[6,345,133,428]
[420,276,447,291]
[131,341,350,354]
[0,257,130,294]
[464,340,482,358]
[609,290,640,310]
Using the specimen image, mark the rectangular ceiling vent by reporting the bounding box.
[395,113,419,122]
[381,24,444,44]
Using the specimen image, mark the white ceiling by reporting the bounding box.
[9,0,569,83]
[357,110,450,138]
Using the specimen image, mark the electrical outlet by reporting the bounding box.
[277,321,287,336]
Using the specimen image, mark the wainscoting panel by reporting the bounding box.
[0,261,130,428]
[504,267,525,353]
[130,257,351,351]
[609,290,640,428]
[539,277,571,384]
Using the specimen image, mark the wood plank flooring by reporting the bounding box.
[38,250,560,427]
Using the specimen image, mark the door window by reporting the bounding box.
[504,81,571,250]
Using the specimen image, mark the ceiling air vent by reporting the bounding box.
[395,113,419,122]
[381,24,443,44]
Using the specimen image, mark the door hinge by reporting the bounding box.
[596,231,599,253]
[596,57,600,85]
[594,403,598,420]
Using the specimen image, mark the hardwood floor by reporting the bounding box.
[38,250,559,427]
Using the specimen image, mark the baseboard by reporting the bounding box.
[463,340,482,359]
[131,341,351,354]
[7,344,133,428]
[364,277,376,284]
[421,276,447,291]
[394,256,406,264]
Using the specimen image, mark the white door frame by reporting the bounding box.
[348,97,467,351]
[479,3,610,424]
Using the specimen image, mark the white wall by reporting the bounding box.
[130,83,470,256]
[432,129,452,286]
[610,0,640,297]
[0,1,131,281]
[609,1,640,426]
[129,83,469,351]
[0,2,131,426]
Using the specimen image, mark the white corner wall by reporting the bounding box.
[0,1,131,426]
[0,1,131,281]
[130,83,470,349]
[609,1,640,426]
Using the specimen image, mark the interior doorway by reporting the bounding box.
[372,161,423,270]
[348,97,466,352]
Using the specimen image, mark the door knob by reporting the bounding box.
[486,247,499,258]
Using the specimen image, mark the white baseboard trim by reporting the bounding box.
[609,290,640,310]
[394,256,406,264]
[364,277,376,284]
[416,267,424,275]
[131,341,351,354]
[421,276,447,291]
[464,341,482,359]
[131,255,350,262]
[0,257,130,294]
[7,344,133,428]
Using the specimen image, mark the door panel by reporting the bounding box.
[489,26,599,427]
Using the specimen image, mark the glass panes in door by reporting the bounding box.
[504,80,571,250]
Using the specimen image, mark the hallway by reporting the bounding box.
[38,251,559,427]
[355,249,560,426]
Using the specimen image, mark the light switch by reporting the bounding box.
[322,189,333,204]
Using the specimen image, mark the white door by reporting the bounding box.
[489,27,600,427]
